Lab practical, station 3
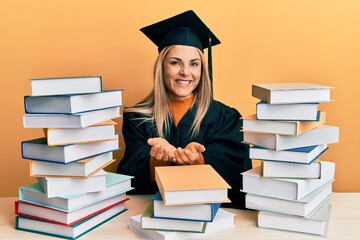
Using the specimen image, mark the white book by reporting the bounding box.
[30,151,116,177]
[37,170,107,198]
[15,201,126,239]
[19,172,133,212]
[262,160,322,179]
[30,76,102,96]
[45,120,117,146]
[256,101,320,121]
[23,106,120,128]
[249,144,328,164]
[258,200,332,237]
[25,90,122,114]
[243,125,339,151]
[242,112,325,135]
[129,209,235,240]
[22,135,119,164]
[252,82,333,104]
[246,181,332,217]
[16,193,128,226]
[241,161,335,201]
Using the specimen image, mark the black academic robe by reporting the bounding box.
[117,100,252,209]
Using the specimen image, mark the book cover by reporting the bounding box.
[129,208,235,240]
[25,90,123,114]
[30,76,102,96]
[141,202,207,233]
[155,165,230,206]
[36,170,107,198]
[249,144,328,164]
[23,106,120,128]
[242,112,326,136]
[255,101,320,121]
[21,135,119,164]
[252,82,333,104]
[15,202,127,239]
[44,120,117,146]
[19,172,133,212]
[151,192,221,222]
[29,151,117,177]
[241,161,335,201]
[261,160,323,179]
[243,125,339,151]
[246,182,332,217]
[15,195,129,226]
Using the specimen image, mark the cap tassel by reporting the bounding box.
[208,31,213,95]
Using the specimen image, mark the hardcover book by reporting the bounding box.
[252,82,333,104]
[30,76,102,96]
[25,90,122,114]
[155,165,230,206]
[241,161,335,201]
[261,160,322,179]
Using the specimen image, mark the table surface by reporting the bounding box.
[1,193,359,239]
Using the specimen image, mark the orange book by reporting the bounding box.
[155,165,231,206]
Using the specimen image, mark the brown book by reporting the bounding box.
[155,165,231,206]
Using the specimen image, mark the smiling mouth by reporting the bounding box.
[176,80,192,85]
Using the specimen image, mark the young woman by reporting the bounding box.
[117,10,252,209]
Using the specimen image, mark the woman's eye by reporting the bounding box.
[191,62,199,67]
[170,61,180,65]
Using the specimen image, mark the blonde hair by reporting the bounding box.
[125,45,212,138]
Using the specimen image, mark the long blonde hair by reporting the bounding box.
[125,45,212,138]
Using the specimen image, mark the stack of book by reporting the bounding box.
[15,76,134,239]
[129,165,236,240]
[241,82,339,237]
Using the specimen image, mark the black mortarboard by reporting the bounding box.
[140,10,221,89]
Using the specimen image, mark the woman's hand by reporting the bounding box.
[147,138,176,162]
[173,142,206,165]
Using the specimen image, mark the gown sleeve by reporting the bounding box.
[201,103,252,209]
[116,112,158,194]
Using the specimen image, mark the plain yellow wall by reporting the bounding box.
[1,0,359,197]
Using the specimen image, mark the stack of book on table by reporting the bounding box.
[241,82,339,237]
[129,165,236,240]
[15,76,134,239]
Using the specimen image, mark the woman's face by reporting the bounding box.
[163,45,202,100]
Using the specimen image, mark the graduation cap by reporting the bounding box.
[140,10,221,90]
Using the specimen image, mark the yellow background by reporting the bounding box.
[1,0,359,197]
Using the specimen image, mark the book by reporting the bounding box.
[24,90,123,114]
[256,101,320,121]
[21,135,119,164]
[36,170,107,198]
[257,200,332,237]
[141,203,207,233]
[246,181,332,217]
[249,144,328,164]
[129,208,235,240]
[23,106,120,128]
[15,201,127,239]
[242,112,326,136]
[155,165,231,206]
[151,192,221,222]
[252,82,333,104]
[44,120,117,146]
[243,125,339,151]
[241,161,335,201]
[15,194,129,226]
[30,76,102,96]
[262,160,323,179]
[19,172,133,212]
[29,151,116,177]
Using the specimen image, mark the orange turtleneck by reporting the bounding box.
[149,95,205,182]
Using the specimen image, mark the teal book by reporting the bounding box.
[151,192,221,222]
[15,201,127,239]
[18,172,133,212]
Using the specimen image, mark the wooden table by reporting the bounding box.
[1,193,359,239]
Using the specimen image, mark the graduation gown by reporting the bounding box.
[117,100,252,209]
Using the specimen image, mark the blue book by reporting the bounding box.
[18,172,133,212]
[250,144,329,164]
[151,192,221,222]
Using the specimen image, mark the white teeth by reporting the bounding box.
[177,80,190,85]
